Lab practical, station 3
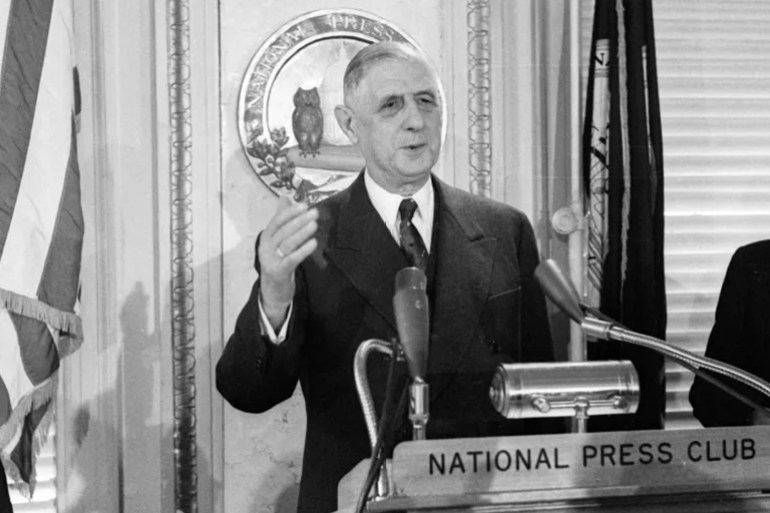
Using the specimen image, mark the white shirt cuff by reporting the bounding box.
[257,293,292,345]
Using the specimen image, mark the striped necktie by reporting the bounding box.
[398,198,428,271]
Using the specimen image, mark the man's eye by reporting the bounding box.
[417,96,438,109]
[381,100,398,111]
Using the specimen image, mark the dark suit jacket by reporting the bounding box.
[689,240,770,427]
[216,174,555,512]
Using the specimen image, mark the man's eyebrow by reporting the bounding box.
[378,93,404,107]
[378,90,436,106]
[414,89,437,98]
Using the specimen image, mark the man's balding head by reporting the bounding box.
[342,41,438,106]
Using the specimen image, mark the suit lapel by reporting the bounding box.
[324,174,497,397]
[429,179,497,395]
[325,174,407,332]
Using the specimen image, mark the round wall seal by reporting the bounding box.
[237,10,417,204]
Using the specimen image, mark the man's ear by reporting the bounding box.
[334,104,358,144]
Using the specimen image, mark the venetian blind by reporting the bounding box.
[580,0,770,430]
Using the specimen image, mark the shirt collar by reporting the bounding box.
[363,170,435,249]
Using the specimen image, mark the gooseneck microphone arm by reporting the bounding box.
[581,302,770,418]
[353,338,393,501]
[535,259,770,405]
[580,316,770,401]
[354,338,395,451]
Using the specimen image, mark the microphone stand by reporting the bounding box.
[353,338,394,499]
[535,258,770,407]
[580,315,770,403]
[409,378,429,440]
[353,267,431,512]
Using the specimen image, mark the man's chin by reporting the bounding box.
[395,167,433,184]
[395,156,437,177]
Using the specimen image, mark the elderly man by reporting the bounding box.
[216,41,556,513]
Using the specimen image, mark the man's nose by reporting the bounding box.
[401,98,425,130]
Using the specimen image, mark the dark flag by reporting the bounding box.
[582,0,666,430]
[0,0,84,500]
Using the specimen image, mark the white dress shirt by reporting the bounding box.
[363,170,434,252]
[259,171,435,343]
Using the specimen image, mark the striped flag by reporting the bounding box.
[582,0,666,431]
[0,0,83,498]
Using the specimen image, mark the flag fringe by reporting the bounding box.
[0,372,58,498]
[0,287,83,356]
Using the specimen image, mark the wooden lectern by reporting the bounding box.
[336,426,770,512]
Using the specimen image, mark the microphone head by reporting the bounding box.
[534,259,584,324]
[393,267,430,380]
[394,266,426,293]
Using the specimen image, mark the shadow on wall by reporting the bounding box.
[61,281,215,512]
[61,150,304,512]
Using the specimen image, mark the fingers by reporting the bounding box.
[275,215,318,261]
[282,236,318,269]
[272,207,318,259]
[258,197,318,315]
[265,197,310,237]
[259,197,319,278]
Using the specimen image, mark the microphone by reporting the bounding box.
[533,258,584,324]
[351,267,430,510]
[393,267,430,440]
[393,267,429,379]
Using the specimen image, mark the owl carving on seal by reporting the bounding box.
[292,86,324,158]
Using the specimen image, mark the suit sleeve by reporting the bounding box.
[215,240,309,414]
[689,247,754,426]
[509,211,563,435]
[516,213,555,363]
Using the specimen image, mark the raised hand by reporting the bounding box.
[257,197,318,328]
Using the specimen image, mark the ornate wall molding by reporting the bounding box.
[167,0,197,512]
[467,0,492,198]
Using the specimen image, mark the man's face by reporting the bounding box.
[341,57,443,193]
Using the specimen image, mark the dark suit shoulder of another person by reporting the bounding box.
[689,239,770,427]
